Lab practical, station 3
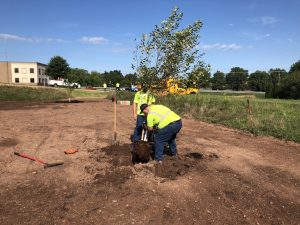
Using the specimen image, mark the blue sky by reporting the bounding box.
[0,0,299,74]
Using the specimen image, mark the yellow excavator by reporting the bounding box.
[137,78,199,95]
[163,78,198,95]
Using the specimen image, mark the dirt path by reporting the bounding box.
[0,100,299,225]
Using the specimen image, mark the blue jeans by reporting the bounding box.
[154,120,182,161]
[132,115,145,142]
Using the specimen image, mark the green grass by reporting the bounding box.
[71,89,107,98]
[159,94,300,142]
[0,85,68,101]
[0,85,107,101]
[112,91,300,142]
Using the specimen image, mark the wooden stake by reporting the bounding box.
[113,93,117,143]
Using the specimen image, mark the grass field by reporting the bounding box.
[0,85,106,101]
[114,91,300,142]
[1,86,299,142]
[160,93,300,142]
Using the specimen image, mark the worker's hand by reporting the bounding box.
[142,123,147,130]
[133,114,137,121]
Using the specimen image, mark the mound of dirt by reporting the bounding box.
[154,152,204,179]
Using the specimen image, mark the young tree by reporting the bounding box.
[46,56,70,79]
[248,71,270,92]
[133,6,206,89]
[211,71,226,90]
[226,67,248,91]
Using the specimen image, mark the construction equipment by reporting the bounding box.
[14,152,64,168]
[164,78,198,95]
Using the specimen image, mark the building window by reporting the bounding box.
[39,78,41,83]
[30,78,35,83]
[22,68,27,74]
[14,68,19,73]
[15,78,19,83]
[30,68,34,73]
[38,68,41,75]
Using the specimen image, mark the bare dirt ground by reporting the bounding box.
[0,99,299,225]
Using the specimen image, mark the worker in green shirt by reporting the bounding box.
[140,103,182,163]
[116,82,120,91]
[103,83,107,92]
[132,85,155,142]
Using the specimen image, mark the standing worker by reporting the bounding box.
[103,82,107,92]
[116,82,120,91]
[132,85,155,142]
[140,104,182,163]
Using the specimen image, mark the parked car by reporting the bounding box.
[49,79,81,88]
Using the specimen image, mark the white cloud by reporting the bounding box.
[261,16,280,25]
[242,32,271,40]
[247,3,258,10]
[80,36,108,44]
[287,38,293,42]
[0,33,32,42]
[228,23,234,27]
[248,16,280,26]
[0,33,66,43]
[198,43,242,51]
[110,47,133,53]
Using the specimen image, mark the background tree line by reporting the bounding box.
[46,56,138,88]
[211,60,300,99]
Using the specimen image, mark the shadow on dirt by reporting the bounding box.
[0,138,19,147]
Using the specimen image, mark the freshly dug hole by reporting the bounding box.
[131,141,153,164]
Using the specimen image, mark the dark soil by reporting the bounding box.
[0,100,299,225]
[0,137,19,147]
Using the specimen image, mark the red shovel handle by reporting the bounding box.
[14,152,45,164]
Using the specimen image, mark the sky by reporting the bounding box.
[0,0,299,75]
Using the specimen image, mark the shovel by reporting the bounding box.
[14,152,64,168]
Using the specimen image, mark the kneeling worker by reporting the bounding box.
[140,104,182,163]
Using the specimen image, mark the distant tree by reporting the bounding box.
[187,65,211,88]
[46,56,70,79]
[101,70,123,87]
[248,71,270,92]
[265,68,287,98]
[211,71,226,90]
[226,67,248,91]
[277,71,300,99]
[90,71,103,87]
[67,68,90,86]
[122,73,138,87]
[289,60,300,74]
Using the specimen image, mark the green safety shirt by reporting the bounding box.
[147,105,181,129]
[103,83,107,88]
[134,91,156,115]
[116,83,120,87]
